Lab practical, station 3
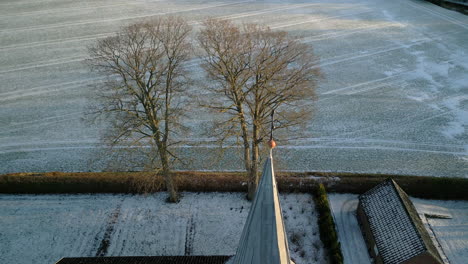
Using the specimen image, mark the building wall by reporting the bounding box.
[403,251,443,264]
[356,203,383,264]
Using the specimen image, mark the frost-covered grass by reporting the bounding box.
[0,193,325,264]
[0,0,467,176]
[328,193,468,264]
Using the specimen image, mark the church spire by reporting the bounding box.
[232,143,292,263]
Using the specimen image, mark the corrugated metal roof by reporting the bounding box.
[232,156,291,264]
[56,256,231,264]
[359,179,443,264]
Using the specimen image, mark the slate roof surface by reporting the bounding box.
[232,156,291,264]
[359,179,443,264]
[56,256,231,264]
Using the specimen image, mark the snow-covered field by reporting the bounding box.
[0,0,467,176]
[0,193,326,264]
[329,193,468,264]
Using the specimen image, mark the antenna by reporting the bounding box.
[268,109,276,150]
[270,109,275,141]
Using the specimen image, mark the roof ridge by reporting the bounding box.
[389,180,443,263]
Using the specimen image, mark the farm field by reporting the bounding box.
[329,193,468,264]
[0,193,325,264]
[0,0,467,176]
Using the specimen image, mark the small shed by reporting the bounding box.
[357,179,443,264]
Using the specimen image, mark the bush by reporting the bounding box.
[313,184,343,264]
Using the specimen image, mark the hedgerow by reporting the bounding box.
[313,184,343,264]
[1,171,467,200]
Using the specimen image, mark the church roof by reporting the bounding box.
[232,156,292,264]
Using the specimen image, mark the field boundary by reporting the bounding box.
[425,0,468,14]
[1,171,467,200]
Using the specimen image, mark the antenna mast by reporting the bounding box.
[268,110,276,150]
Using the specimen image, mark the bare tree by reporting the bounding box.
[199,19,320,200]
[88,16,192,202]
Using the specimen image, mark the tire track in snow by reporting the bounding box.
[403,0,468,30]
[0,38,429,75]
[322,91,462,140]
[292,137,465,150]
[1,137,462,152]
[95,197,124,257]
[304,19,459,70]
[0,2,415,59]
[0,144,465,156]
[184,214,196,256]
[0,0,60,7]
[314,38,433,69]
[0,114,82,135]
[321,73,406,95]
[0,33,112,52]
[0,2,139,18]
[0,77,104,102]
[326,110,453,141]
[363,111,454,138]
[0,56,85,74]
[344,79,406,95]
[0,1,252,34]
[301,23,403,43]
[0,77,103,97]
[218,2,328,21]
[0,3,342,51]
[0,140,100,149]
[271,10,373,29]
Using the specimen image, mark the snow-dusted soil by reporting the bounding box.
[0,193,326,264]
[0,0,467,176]
[328,193,468,264]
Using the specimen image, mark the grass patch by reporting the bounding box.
[313,183,343,264]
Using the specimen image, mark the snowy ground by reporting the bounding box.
[329,193,468,264]
[0,193,326,264]
[0,0,467,176]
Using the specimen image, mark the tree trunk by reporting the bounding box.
[156,137,178,203]
[161,153,178,203]
[237,106,254,200]
[247,126,260,200]
[164,170,178,203]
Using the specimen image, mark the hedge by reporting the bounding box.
[313,184,343,264]
[1,171,468,201]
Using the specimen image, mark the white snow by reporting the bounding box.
[328,194,372,264]
[328,193,468,264]
[0,0,467,176]
[0,192,325,264]
[412,198,468,264]
[441,96,468,139]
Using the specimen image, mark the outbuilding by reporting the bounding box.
[357,179,443,264]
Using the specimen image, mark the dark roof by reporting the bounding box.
[232,157,292,263]
[56,256,232,264]
[359,179,443,264]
